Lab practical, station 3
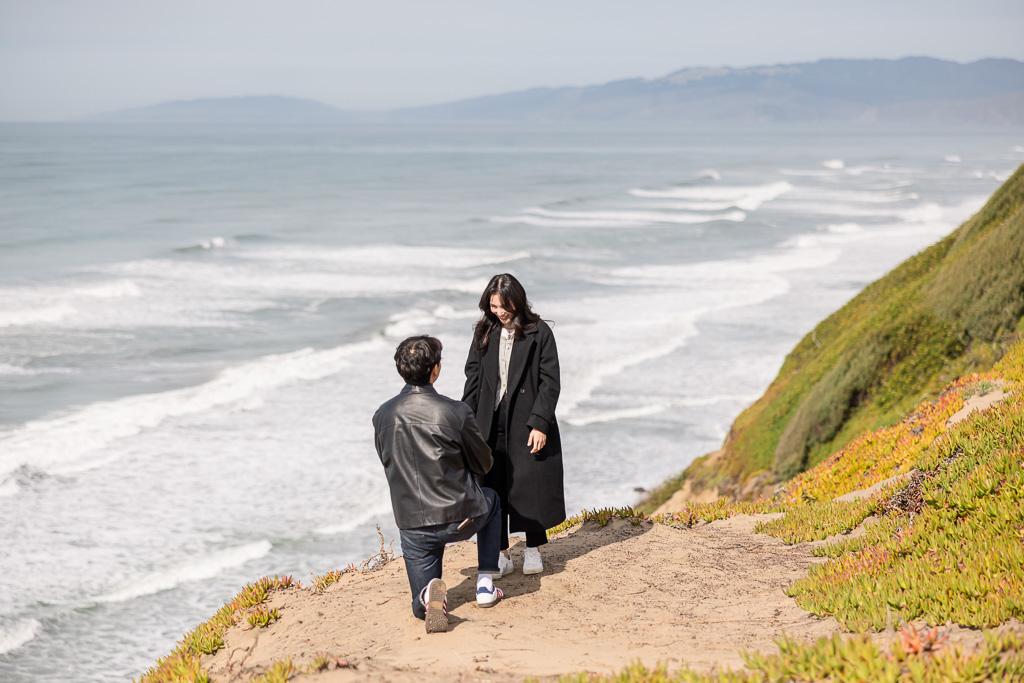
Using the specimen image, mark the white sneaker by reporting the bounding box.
[476,584,503,608]
[497,552,514,578]
[522,546,543,575]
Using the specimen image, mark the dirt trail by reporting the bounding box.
[203,515,840,682]
[198,389,1023,681]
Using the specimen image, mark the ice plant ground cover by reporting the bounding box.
[548,337,1024,681]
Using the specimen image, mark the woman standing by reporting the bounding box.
[463,274,565,576]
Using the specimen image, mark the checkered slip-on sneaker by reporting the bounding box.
[423,578,448,633]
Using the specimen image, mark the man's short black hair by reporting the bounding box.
[394,335,442,385]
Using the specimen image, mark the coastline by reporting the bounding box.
[136,267,1024,681]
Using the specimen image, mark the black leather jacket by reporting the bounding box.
[373,384,493,529]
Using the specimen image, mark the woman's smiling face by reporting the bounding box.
[490,293,515,327]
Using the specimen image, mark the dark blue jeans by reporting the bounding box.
[399,487,502,620]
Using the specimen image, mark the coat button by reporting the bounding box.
[520,388,526,393]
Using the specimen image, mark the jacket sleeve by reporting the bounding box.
[460,406,493,475]
[462,342,481,411]
[527,324,561,435]
[371,411,383,458]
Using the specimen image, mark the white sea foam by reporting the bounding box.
[565,402,674,427]
[316,520,371,536]
[108,258,490,300]
[769,200,900,219]
[861,180,914,191]
[780,169,840,177]
[566,393,760,427]
[0,618,42,655]
[0,477,18,498]
[0,337,387,478]
[779,223,871,250]
[610,246,841,285]
[521,207,747,225]
[315,502,392,536]
[489,211,747,228]
[556,314,702,417]
[200,237,227,249]
[490,214,649,228]
[696,169,721,180]
[844,163,896,174]
[822,159,845,169]
[73,280,143,299]
[790,187,919,204]
[240,244,530,270]
[0,304,75,328]
[973,169,1013,182]
[826,223,867,235]
[944,155,961,163]
[0,363,32,376]
[898,203,945,223]
[0,279,140,329]
[783,196,985,251]
[1014,146,1024,154]
[554,246,836,417]
[0,245,506,341]
[636,199,739,211]
[677,393,763,408]
[94,541,273,604]
[628,181,792,210]
[383,305,478,338]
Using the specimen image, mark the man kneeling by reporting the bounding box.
[373,335,504,633]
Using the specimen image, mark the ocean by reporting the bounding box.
[0,122,1020,681]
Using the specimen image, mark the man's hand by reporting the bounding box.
[527,429,547,454]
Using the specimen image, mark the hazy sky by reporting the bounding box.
[1,0,1023,120]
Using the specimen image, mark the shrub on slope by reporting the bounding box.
[683,163,1024,496]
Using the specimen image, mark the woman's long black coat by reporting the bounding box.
[462,320,566,532]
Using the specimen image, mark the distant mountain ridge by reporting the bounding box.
[392,57,1024,124]
[91,57,1024,124]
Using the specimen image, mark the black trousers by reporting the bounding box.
[491,397,547,550]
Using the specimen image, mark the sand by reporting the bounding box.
[202,515,841,682]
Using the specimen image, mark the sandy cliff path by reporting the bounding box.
[201,515,841,682]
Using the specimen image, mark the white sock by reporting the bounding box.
[477,573,494,592]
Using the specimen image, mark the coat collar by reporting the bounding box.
[401,383,438,395]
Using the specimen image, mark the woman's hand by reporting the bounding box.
[527,429,547,454]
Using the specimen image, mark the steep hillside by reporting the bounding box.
[645,163,1024,507]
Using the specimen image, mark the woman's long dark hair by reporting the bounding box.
[472,273,541,351]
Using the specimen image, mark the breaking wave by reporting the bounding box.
[94,541,273,604]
